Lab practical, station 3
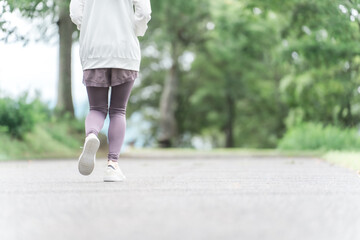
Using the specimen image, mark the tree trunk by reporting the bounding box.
[225,93,235,148]
[56,2,75,117]
[157,46,179,148]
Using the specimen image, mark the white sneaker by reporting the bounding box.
[104,161,126,182]
[78,133,100,176]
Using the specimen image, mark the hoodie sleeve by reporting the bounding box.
[69,0,85,30]
[133,0,152,37]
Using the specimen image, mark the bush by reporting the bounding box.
[0,93,50,139]
[278,122,360,151]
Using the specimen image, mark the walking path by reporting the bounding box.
[1,155,360,240]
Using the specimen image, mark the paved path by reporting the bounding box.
[1,156,360,240]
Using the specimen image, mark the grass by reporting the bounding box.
[120,147,325,158]
[0,124,80,161]
[0,118,113,161]
[0,129,324,161]
[322,151,360,172]
[123,148,360,175]
[0,121,358,172]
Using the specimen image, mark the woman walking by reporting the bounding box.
[69,0,151,182]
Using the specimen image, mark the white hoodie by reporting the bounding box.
[69,0,152,71]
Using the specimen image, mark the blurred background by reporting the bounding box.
[1,0,360,161]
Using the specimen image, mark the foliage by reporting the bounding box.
[0,0,60,43]
[181,1,288,148]
[0,92,50,139]
[127,0,360,148]
[278,122,360,151]
[127,0,211,146]
[0,93,88,160]
[279,0,360,128]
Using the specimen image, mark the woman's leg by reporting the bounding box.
[108,80,135,161]
[85,86,109,137]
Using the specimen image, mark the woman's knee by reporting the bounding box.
[109,82,133,117]
[109,106,126,117]
[90,104,108,116]
[86,86,109,116]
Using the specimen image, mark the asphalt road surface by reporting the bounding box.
[1,155,360,240]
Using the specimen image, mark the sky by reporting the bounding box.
[0,41,88,117]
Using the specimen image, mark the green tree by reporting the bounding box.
[183,1,287,148]
[129,0,289,148]
[141,0,211,147]
[278,0,360,127]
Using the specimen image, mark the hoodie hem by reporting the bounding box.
[82,57,140,72]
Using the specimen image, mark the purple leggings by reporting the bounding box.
[85,80,135,161]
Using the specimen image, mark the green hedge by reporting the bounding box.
[0,93,50,139]
[278,122,360,151]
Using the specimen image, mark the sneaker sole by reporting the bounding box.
[104,171,126,182]
[78,136,100,176]
[103,177,126,182]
